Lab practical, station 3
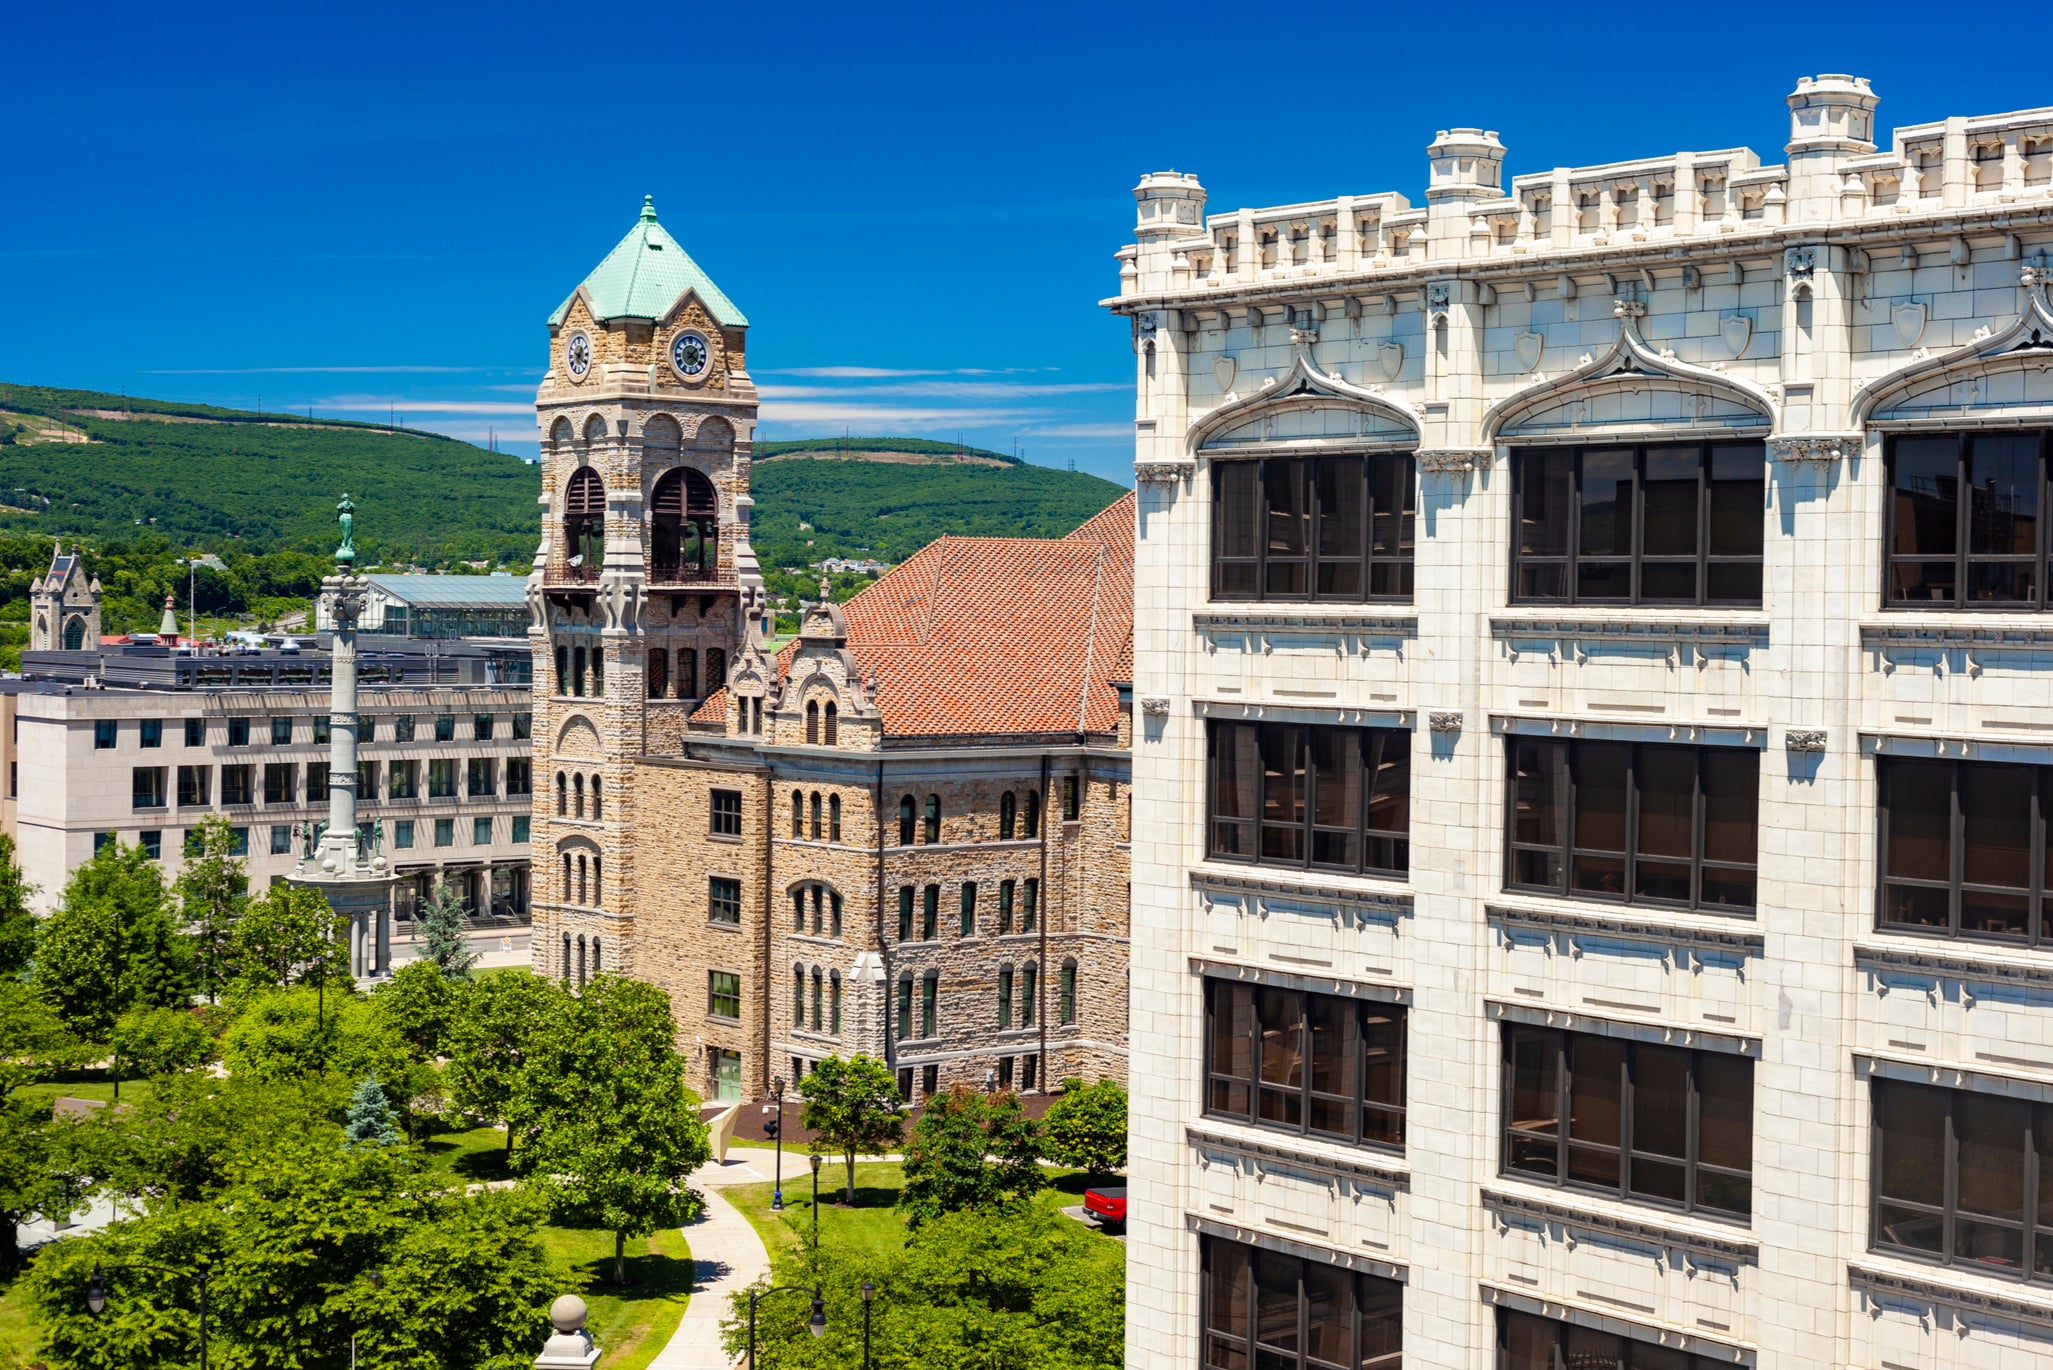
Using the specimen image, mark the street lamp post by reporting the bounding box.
[861,1280,876,1370]
[769,1075,786,1211]
[745,1283,826,1369]
[808,1151,822,1246]
[88,1260,210,1370]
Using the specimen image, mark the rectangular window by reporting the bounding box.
[270,825,292,855]
[307,761,329,797]
[131,767,167,810]
[473,816,493,845]
[922,884,939,941]
[998,968,1014,1029]
[506,758,532,795]
[999,880,1016,934]
[1060,964,1077,1024]
[270,717,292,746]
[1511,441,1766,605]
[184,718,204,747]
[360,717,376,744]
[1879,754,2053,946]
[898,886,914,941]
[94,720,117,750]
[513,713,532,740]
[1062,775,1080,822]
[263,762,295,806]
[227,826,248,857]
[433,818,454,848]
[468,758,496,797]
[897,977,913,1040]
[220,764,253,806]
[139,719,162,749]
[1208,721,1411,876]
[139,831,161,860]
[94,831,115,855]
[511,815,529,844]
[920,973,938,1038]
[474,714,494,741]
[394,820,415,849]
[710,876,742,925]
[710,789,743,837]
[1494,1308,1730,1370]
[227,717,249,747]
[435,714,456,742]
[428,759,456,798]
[394,714,416,743]
[313,717,330,744]
[1871,1077,2053,1283]
[708,971,742,1021]
[1211,453,1417,602]
[389,760,417,800]
[1887,430,2053,608]
[1022,878,1038,933]
[1507,737,1758,912]
[1200,1235,1403,1370]
[176,765,210,807]
[960,882,977,936]
[1502,1022,1753,1218]
[1205,979,1407,1150]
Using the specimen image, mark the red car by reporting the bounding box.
[1083,1185,1127,1230]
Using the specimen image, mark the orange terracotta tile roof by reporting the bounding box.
[692,492,1134,739]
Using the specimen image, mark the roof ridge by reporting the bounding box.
[1075,542,1106,732]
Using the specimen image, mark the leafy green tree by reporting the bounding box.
[35,839,192,1038]
[81,1071,348,1207]
[798,1054,905,1203]
[0,979,77,1098]
[176,815,248,1001]
[897,1083,1044,1226]
[374,956,462,1060]
[517,976,708,1282]
[414,879,479,976]
[0,1097,92,1270]
[229,881,346,995]
[0,832,37,977]
[109,1005,212,1079]
[446,970,562,1165]
[344,1074,402,1149]
[1039,1078,1127,1180]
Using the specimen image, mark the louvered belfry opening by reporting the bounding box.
[650,466,718,584]
[562,467,606,580]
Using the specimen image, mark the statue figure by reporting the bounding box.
[336,493,357,566]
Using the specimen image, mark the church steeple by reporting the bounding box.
[30,540,101,652]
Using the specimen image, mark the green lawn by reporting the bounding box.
[0,1269,38,1370]
[535,1223,692,1370]
[12,1076,156,1110]
[418,1122,514,1183]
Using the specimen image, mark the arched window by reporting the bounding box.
[557,772,568,816]
[806,700,820,744]
[810,793,822,841]
[823,702,838,745]
[998,966,1014,1029]
[563,467,606,576]
[792,888,805,929]
[562,853,572,900]
[794,964,806,1027]
[62,617,85,651]
[791,792,804,838]
[898,795,916,845]
[1022,877,1039,933]
[593,855,601,905]
[578,854,588,905]
[1022,964,1038,1028]
[999,791,1016,840]
[830,890,843,937]
[1024,790,1042,838]
[811,967,823,1031]
[920,972,939,1038]
[583,414,608,446]
[896,973,913,1040]
[811,885,824,935]
[828,795,841,842]
[923,795,941,844]
[592,937,602,975]
[829,973,842,1034]
[591,776,603,821]
[550,416,573,450]
[647,648,668,699]
[650,466,718,585]
[707,648,727,694]
[561,932,571,983]
[573,774,585,819]
[577,935,587,987]
[555,646,569,695]
[1060,960,1077,1024]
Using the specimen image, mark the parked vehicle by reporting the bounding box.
[1083,1185,1127,1231]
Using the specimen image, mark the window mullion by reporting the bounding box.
[1301,725,1315,868]
[1944,1095,1961,1265]
[1255,460,1269,599]
[1956,439,1971,605]
[1697,442,1711,607]
[2036,774,2048,949]
[1629,445,1644,604]
[1685,1050,1702,1215]
[1361,462,1375,599]
[1557,1036,1571,1185]
[1559,743,1575,896]
[1298,1000,1313,1133]
[1618,1041,1635,1203]
[1950,760,1966,938]
[1692,751,1707,911]
[1567,451,1582,606]
[1623,745,1640,907]
[2027,1107,2043,1282]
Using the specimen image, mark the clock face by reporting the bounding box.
[565,331,593,380]
[671,330,710,379]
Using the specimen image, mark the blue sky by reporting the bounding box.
[1,4,2028,482]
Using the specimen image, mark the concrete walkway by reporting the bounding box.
[647,1157,775,1370]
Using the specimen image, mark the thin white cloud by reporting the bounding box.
[758,380,1125,401]
[1019,423,1136,439]
[316,397,534,416]
[762,366,952,379]
[139,365,501,375]
[759,401,1041,427]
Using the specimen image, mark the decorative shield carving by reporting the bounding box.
[1376,342,1404,381]
[1721,312,1753,357]
[1892,299,1928,348]
[1212,354,1237,391]
[1514,331,1544,373]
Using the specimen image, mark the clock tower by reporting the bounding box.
[528,195,764,984]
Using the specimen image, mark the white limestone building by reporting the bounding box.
[1110,75,2053,1370]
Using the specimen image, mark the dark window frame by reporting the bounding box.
[1870,1077,2053,1285]
[708,970,742,1021]
[1494,1307,1732,1370]
[1885,428,2053,610]
[1207,720,1411,878]
[710,789,743,838]
[1200,1235,1403,1370]
[1203,978,1407,1152]
[1210,452,1418,604]
[1879,753,2053,948]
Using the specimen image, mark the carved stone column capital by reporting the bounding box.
[1428,711,1464,735]
[1140,695,1172,717]
[1768,434,1862,467]
[1785,728,1827,753]
[1134,461,1195,490]
[1416,448,1496,475]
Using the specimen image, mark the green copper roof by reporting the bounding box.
[548,196,748,329]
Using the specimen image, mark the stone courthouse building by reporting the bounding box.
[528,199,1132,1107]
[1111,76,2053,1370]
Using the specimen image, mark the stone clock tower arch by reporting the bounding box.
[528,196,764,983]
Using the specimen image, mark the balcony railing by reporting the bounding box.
[649,563,731,588]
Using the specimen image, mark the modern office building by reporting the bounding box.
[2,636,534,937]
[1110,75,2053,1370]
[314,573,532,640]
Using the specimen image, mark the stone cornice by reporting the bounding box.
[1195,609,1417,637]
[1860,618,2053,652]
[1190,865,1415,918]
[1486,997,1761,1055]
[1856,938,2053,991]
[1487,901,1764,956]
[1490,614,1770,652]
[1185,1123,1409,1190]
[1482,1186,1760,1264]
[1183,1212,1408,1281]
[1849,1258,2053,1331]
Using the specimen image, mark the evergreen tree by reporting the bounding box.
[413,880,479,976]
[343,1074,401,1149]
[176,816,248,1002]
[35,840,192,1039]
[0,833,37,978]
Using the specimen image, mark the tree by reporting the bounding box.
[1039,1078,1127,1180]
[446,970,562,1165]
[374,956,462,1060]
[897,1083,1044,1226]
[81,1071,349,1207]
[34,839,192,1039]
[516,976,708,1282]
[344,1074,402,1149]
[229,881,346,996]
[0,1096,90,1270]
[176,815,248,1001]
[797,1054,905,1203]
[414,879,479,976]
[109,1005,212,1079]
[0,832,37,977]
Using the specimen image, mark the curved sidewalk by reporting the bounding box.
[649,1159,775,1370]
